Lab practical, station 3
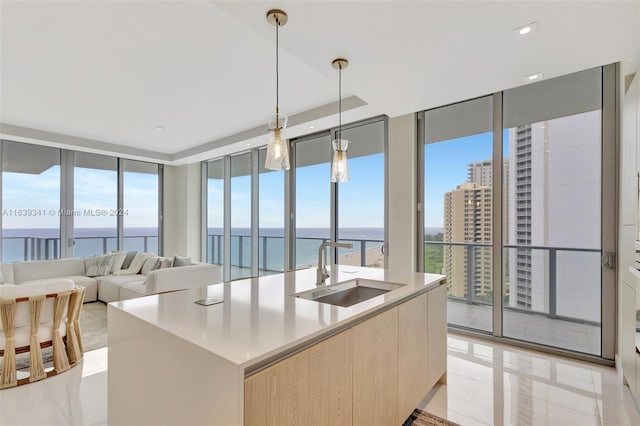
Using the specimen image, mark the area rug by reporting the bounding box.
[403,409,461,426]
[11,301,108,371]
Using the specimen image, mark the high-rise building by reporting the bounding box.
[443,181,492,299]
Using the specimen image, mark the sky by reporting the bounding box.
[2,166,159,229]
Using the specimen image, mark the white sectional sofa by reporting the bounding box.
[0,257,221,303]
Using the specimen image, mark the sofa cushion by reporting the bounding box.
[158,257,172,269]
[85,254,114,277]
[19,276,98,303]
[12,258,85,283]
[119,281,147,300]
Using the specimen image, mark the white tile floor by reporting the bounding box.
[1,334,638,426]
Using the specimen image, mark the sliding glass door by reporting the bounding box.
[418,65,616,360]
[502,67,604,356]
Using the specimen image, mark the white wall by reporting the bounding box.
[387,113,417,274]
[163,163,202,260]
[617,65,639,383]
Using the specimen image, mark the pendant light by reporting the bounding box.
[264,9,290,171]
[330,58,350,182]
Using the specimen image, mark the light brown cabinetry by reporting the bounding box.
[244,284,447,426]
[244,330,353,426]
[352,307,399,426]
[398,292,429,421]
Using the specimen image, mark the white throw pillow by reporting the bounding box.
[85,254,114,277]
[110,252,127,273]
[113,253,152,275]
[171,254,191,267]
[158,257,173,269]
[141,257,162,275]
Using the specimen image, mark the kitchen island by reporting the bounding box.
[108,266,447,426]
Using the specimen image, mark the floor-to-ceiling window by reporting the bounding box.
[0,141,164,261]
[1,142,61,261]
[418,65,616,360]
[502,67,604,356]
[122,159,160,254]
[294,133,332,269]
[73,153,118,257]
[336,119,386,267]
[422,96,494,333]
[230,152,252,279]
[204,116,388,279]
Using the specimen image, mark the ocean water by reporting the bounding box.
[207,227,387,271]
[2,228,158,262]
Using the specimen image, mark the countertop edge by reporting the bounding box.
[242,278,445,377]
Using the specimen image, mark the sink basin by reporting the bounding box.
[294,278,405,307]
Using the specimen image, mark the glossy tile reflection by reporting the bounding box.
[419,334,640,426]
[1,335,638,426]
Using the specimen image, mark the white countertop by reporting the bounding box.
[109,266,446,369]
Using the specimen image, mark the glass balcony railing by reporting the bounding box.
[424,241,602,326]
[1,235,159,262]
[206,234,384,274]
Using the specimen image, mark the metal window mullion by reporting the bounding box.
[157,164,164,256]
[60,150,74,259]
[201,161,208,262]
[383,117,389,268]
[285,141,294,271]
[223,155,232,281]
[0,140,3,261]
[251,150,259,277]
[117,158,124,251]
[416,111,425,272]
[492,92,504,338]
[600,63,618,360]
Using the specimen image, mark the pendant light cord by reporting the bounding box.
[338,63,342,141]
[275,16,279,120]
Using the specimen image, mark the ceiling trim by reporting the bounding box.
[0,123,172,163]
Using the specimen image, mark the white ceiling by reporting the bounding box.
[1,0,639,165]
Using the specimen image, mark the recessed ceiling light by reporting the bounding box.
[309,125,315,129]
[514,22,538,37]
[527,73,542,81]
[155,126,165,131]
[246,143,251,147]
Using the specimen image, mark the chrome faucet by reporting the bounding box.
[316,241,353,285]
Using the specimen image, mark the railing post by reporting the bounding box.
[144,236,148,253]
[549,248,557,319]
[103,237,108,255]
[262,237,268,272]
[466,244,474,304]
[24,238,29,261]
[238,236,243,268]
[217,235,222,264]
[360,240,366,267]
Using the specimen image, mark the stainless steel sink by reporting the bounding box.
[294,278,405,307]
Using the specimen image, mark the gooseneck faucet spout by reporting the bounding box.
[316,241,353,285]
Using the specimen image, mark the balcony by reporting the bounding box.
[425,240,602,356]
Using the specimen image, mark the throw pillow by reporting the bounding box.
[113,252,152,275]
[121,251,138,270]
[141,257,162,275]
[110,252,127,273]
[158,257,173,269]
[172,254,191,267]
[85,254,114,277]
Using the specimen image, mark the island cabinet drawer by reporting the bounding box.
[244,330,354,426]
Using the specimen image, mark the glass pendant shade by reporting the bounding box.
[330,138,350,182]
[265,114,290,170]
